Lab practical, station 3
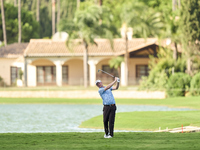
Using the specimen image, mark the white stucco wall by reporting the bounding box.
[64,59,84,85]
[0,57,24,85]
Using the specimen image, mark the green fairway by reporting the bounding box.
[0,132,200,150]
[80,111,200,131]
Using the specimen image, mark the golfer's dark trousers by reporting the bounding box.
[103,104,116,137]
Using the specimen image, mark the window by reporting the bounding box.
[11,67,21,85]
[37,66,56,85]
[62,66,68,84]
[136,65,149,78]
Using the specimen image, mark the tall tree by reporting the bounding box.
[172,0,181,11]
[14,0,17,7]
[179,0,200,75]
[57,0,60,31]
[36,0,40,22]
[77,0,80,9]
[99,0,103,6]
[67,5,113,87]
[171,0,181,61]
[52,0,55,36]
[0,3,39,44]
[0,0,7,46]
[120,1,163,85]
[18,0,21,43]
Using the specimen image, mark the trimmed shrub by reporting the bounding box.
[190,72,200,96]
[167,73,191,97]
[139,70,168,90]
[0,76,6,87]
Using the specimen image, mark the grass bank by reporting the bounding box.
[0,132,200,150]
[80,111,200,131]
[0,96,200,109]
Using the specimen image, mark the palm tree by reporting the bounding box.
[0,0,7,46]
[120,2,144,86]
[52,0,56,36]
[77,0,80,9]
[14,0,17,7]
[172,0,181,11]
[120,2,163,85]
[109,56,124,76]
[67,5,113,88]
[36,0,40,22]
[99,0,103,6]
[163,13,180,61]
[18,0,21,43]
[57,0,60,29]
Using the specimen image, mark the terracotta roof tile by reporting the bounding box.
[24,38,157,57]
[0,43,28,58]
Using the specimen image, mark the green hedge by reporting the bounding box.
[190,72,200,96]
[139,58,186,91]
[167,72,191,97]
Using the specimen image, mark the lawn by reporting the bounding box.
[1,96,200,149]
[0,132,200,150]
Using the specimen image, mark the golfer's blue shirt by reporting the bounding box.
[98,86,116,105]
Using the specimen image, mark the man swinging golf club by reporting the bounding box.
[96,75,120,138]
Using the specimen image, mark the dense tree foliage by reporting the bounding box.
[178,0,200,76]
[4,0,77,38]
[2,0,174,40]
[0,3,39,44]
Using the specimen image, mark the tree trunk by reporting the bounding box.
[178,0,181,8]
[52,0,55,36]
[57,0,60,31]
[83,41,88,88]
[124,34,128,86]
[18,0,21,43]
[99,0,103,6]
[77,0,80,9]
[36,0,40,22]
[14,0,17,7]
[0,0,7,46]
[172,0,175,11]
[187,58,191,75]
[173,42,178,60]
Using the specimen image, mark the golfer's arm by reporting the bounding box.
[104,80,117,91]
[112,82,119,90]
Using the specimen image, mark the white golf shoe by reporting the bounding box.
[104,134,112,138]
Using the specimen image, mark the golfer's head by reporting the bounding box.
[95,80,102,87]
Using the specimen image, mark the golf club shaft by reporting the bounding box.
[98,69,115,78]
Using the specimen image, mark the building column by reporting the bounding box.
[121,61,127,86]
[88,60,97,86]
[54,61,64,86]
[24,57,27,87]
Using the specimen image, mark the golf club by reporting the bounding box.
[98,69,115,78]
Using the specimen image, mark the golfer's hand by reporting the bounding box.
[114,77,118,82]
[117,78,120,83]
